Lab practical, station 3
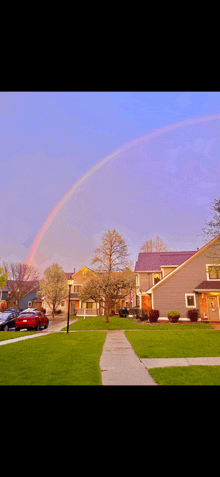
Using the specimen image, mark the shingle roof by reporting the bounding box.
[194,281,220,291]
[134,251,197,272]
[65,272,74,279]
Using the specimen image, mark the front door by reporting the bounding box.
[142,295,152,312]
[207,296,220,321]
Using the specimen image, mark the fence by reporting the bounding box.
[76,308,98,316]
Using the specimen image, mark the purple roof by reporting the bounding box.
[134,251,197,272]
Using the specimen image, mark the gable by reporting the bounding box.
[148,234,220,292]
[73,266,96,284]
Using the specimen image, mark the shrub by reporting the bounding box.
[128,307,148,320]
[187,308,199,322]
[55,309,62,315]
[167,310,180,323]
[149,309,159,323]
[129,307,141,319]
[139,309,149,321]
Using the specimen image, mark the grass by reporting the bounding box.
[148,366,220,385]
[0,332,106,385]
[125,327,220,358]
[0,331,36,341]
[125,327,220,385]
[63,315,212,331]
[125,329,220,358]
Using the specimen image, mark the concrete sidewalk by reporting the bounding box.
[141,357,220,368]
[99,330,157,385]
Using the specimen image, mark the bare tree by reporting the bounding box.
[79,269,135,323]
[92,229,130,274]
[140,236,169,252]
[3,262,41,308]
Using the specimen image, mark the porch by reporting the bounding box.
[194,281,220,322]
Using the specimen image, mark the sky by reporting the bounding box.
[1,91,220,274]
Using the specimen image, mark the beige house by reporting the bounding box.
[62,266,100,316]
[135,234,220,321]
[134,250,197,313]
[61,266,136,316]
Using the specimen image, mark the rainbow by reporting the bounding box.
[25,113,220,267]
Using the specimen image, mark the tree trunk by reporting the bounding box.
[105,295,111,323]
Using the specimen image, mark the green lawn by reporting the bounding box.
[0,331,36,341]
[0,332,106,385]
[63,315,212,331]
[125,329,220,358]
[149,366,220,385]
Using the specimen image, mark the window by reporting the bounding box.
[185,293,196,308]
[207,265,220,280]
[74,285,81,292]
[154,274,160,285]
[86,302,93,308]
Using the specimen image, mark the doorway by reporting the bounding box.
[207,296,220,321]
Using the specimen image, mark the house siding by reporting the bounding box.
[152,246,214,317]
[19,291,38,311]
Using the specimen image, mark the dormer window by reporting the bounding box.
[207,265,220,280]
[154,273,160,285]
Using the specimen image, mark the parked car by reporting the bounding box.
[4,308,20,317]
[0,312,17,331]
[15,310,49,331]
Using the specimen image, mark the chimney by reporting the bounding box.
[197,248,199,251]
[74,268,76,274]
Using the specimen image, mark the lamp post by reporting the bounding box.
[67,280,74,334]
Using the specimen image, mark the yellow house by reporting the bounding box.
[61,266,136,316]
[63,266,101,316]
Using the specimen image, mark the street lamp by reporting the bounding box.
[67,280,74,334]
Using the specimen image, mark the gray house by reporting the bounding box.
[144,235,220,321]
[0,281,41,311]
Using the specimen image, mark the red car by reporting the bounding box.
[15,309,49,331]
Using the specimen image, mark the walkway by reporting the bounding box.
[99,330,157,385]
[2,323,220,385]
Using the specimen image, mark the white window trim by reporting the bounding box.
[185,293,196,308]
[206,264,220,281]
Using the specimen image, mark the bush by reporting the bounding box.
[139,309,149,321]
[129,307,140,318]
[187,308,199,322]
[128,307,148,321]
[149,309,159,323]
[167,310,180,323]
[55,309,62,315]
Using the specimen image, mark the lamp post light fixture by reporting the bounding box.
[67,280,74,334]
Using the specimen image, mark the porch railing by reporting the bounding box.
[76,308,98,316]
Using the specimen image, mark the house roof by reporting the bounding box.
[70,292,79,299]
[134,251,197,272]
[147,234,220,293]
[194,281,220,291]
[65,272,75,279]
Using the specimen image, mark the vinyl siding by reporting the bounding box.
[153,246,215,317]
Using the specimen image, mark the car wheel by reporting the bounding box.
[3,324,9,331]
[16,328,20,331]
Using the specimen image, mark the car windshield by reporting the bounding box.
[20,312,35,317]
[0,313,10,318]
